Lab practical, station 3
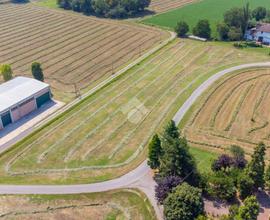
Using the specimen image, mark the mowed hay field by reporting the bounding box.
[184,68,270,160]
[148,0,198,13]
[143,0,270,37]
[0,39,269,184]
[0,190,155,219]
[0,3,168,101]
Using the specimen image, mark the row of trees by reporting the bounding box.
[0,62,44,82]
[175,19,211,39]
[217,5,270,41]
[57,0,150,18]
[148,120,265,220]
[175,5,270,41]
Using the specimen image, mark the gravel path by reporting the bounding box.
[0,61,269,220]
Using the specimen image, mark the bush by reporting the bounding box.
[175,21,189,37]
[238,173,254,200]
[211,154,233,172]
[1,64,13,81]
[193,19,211,39]
[164,183,204,220]
[31,62,44,82]
[155,175,182,204]
[217,22,229,40]
[237,196,259,220]
[208,172,236,202]
[228,27,242,41]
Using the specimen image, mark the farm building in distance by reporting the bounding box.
[0,77,51,130]
[245,23,270,45]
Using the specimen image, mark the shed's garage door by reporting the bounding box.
[1,111,12,127]
[36,92,50,108]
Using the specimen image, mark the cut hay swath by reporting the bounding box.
[185,69,270,159]
[0,3,168,101]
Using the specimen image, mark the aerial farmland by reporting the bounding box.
[0,3,168,101]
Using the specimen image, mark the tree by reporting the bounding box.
[211,154,233,172]
[163,120,179,139]
[246,142,266,189]
[224,7,244,29]
[155,175,182,204]
[148,134,162,169]
[230,145,247,169]
[217,22,229,40]
[228,27,243,41]
[208,172,236,202]
[236,196,259,220]
[252,6,267,21]
[193,19,211,39]
[31,62,44,82]
[175,21,189,37]
[242,3,251,34]
[264,164,270,189]
[1,64,13,81]
[238,173,254,200]
[163,183,204,220]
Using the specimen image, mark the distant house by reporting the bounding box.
[0,77,51,130]
[245,23,270,45]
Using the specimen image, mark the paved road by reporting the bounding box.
[0,62,270,220]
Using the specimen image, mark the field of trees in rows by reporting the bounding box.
[0,3,167,101]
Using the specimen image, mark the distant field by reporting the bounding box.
[148,0,198,13]
[0,189,155,219]
[0,39,269,184]
[0,4,167,102]
[184,68,270,160]
[143,0,270,37]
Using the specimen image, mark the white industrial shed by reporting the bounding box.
[0,77,51,130]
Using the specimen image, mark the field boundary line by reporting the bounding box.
[0,31,175,154]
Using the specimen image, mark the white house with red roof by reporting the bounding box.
[245,23,270,45]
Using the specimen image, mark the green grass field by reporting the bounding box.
[143,0,270,38]
[35,0,58,9]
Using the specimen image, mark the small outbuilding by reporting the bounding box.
[0,77,51,130]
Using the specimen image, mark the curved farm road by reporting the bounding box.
[1,62,270,220]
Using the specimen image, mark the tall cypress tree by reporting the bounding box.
[31,62,44,82]
[163,120,179,140]
[148,134,162,169]
[246,142,266,189]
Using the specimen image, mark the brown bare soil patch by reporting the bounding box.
[148,0,199,13]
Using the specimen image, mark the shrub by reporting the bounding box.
[237,196,259,220]
[164,183,204,220]
[217,22,229,40]
[208,172,236,202]
[211,154,233,172]
[1,64,13,81]
[155,175,182,204]
[238,173,254,200]
[228,27,242,41]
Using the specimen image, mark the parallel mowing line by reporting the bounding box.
[224,84,254,131]
[8,47,218,175]
[54,31,144,79]
[108,47,211,160]
[36,43,188,163]
[31,45,186,163]
[66,44,196,161]
[7,25,111,66]
[0,16,94,53]
[1,22,102,59]
[83,45,208,161]
[5,42,184,172]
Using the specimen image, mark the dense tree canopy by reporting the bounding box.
[148,134,162,169]
[57,0,150,18]
[163,183,204,220]
[252,6,267,21]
